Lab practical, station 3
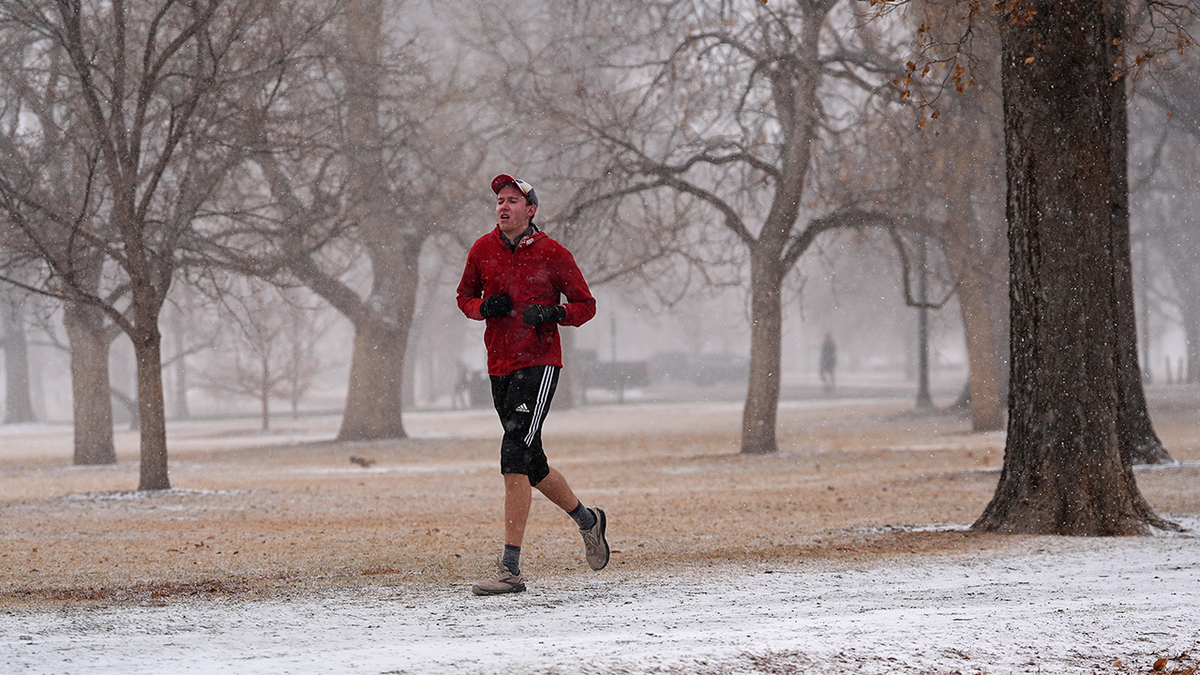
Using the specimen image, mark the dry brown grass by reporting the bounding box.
[2,394,1197,611]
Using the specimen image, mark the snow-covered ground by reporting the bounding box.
[4,519,1197,674]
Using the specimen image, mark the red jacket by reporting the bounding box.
[457,226,596,376]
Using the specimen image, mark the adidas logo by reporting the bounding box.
[515,403,530,413]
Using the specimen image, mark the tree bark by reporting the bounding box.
[974,0,1171,534]
[127,228,172,490]
[131,315,170,491]
[62,301,117,465]
[741,249,784,454]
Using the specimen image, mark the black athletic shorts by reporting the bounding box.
[490,365,559,487]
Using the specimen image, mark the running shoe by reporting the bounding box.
[581,507,610,570]
[471,556,526,596]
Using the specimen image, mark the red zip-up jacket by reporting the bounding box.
[457,226,596,376]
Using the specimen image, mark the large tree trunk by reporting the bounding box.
[741,249,784,455]
[333,0,415,441]
[2,297,36,424]
[974,0,1170,534]
[340,320,409,440]
[62,301,116,465]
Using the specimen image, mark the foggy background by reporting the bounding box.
[1,0,1197,430]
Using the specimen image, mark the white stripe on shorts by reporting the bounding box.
[523,366,555,447]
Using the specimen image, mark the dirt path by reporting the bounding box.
[2,394,1198,610]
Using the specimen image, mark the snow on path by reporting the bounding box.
[3,521,1198,675]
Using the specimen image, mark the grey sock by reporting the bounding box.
[568,501,596,531]
[502,545,521,576]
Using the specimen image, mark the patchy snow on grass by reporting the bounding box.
[4,518,1198,675]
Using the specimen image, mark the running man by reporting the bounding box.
[456,173,609,595]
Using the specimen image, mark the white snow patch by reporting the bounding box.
[3,519,1198,674]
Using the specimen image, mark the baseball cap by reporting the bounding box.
[491,173,538,206]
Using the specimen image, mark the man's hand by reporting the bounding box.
[523,304,566,326]
[480,294,512,318]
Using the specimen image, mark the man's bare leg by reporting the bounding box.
[503,473,532,547]
[505,468,581,547]
[533,467,581,512]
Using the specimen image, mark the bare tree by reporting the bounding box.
[198,0,491,441]
[0,18,122,461]
[897,0,1010,431]
[0,0,325,489]
[196,281,326,430]
[493,0,932,454]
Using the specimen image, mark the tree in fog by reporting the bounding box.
[0,1,326,489]
[1137,57,1200,384]
[972,0,1181,534]
[198,282,327,430]
[0,24,121,461]
[489,0,928,454]
[895,0,1010,431]
[1,286,36,423]
[203,0,487,441]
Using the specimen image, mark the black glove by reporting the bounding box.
[479,293,512,318]
[523,304,566,326]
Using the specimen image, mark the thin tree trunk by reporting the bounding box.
[170,306,190,420]
[261,356,271,431]
[132,323,170,491]
[741,249,783,455]
[1185,310,1200,385]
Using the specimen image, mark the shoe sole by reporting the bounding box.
[472,582,527,596]
[590,508,610,571]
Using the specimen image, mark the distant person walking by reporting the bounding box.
[456,173,609,596]
[819,332,837,392]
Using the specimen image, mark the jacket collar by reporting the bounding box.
[495,224,542,251]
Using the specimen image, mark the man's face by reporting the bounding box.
[496,185,536,239]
